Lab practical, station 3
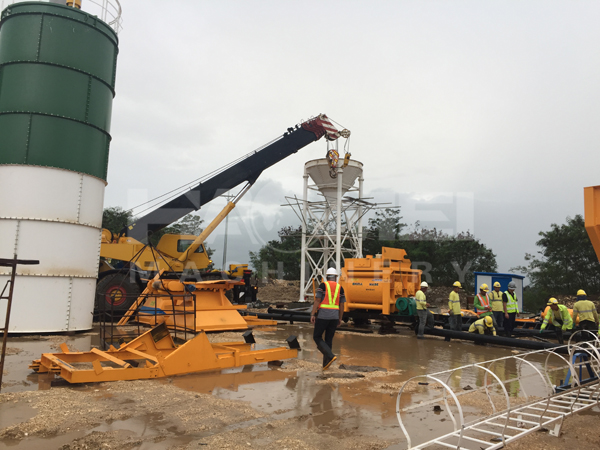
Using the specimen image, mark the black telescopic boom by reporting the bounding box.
[126,125,323,240]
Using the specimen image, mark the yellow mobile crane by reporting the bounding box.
[97,114,350,312]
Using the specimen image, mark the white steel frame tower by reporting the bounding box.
[286,158,374,302]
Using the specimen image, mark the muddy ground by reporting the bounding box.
[1,323,598,449]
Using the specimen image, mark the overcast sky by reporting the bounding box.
[103,1,600,277]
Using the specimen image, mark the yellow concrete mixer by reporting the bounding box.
[340,247,422,315]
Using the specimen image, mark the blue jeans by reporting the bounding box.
[448,314,462,332]
[493,311,504,329]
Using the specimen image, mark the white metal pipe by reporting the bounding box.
[358,175,364,257]
[335,166,343,274]
[300,171,309,301]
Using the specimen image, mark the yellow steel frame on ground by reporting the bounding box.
[30,323,297,383]
[118,276,276,332]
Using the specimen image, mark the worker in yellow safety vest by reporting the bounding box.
[572,289,599,341]
[469,316,496,336]
[448,281,462,332]
[540,298,573,345]
[415,281,434,339]
[311,267,345,369]
[490,282,504,330]
[503,282,519,337]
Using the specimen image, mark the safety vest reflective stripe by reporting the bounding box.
[477,294,490,307]
[490,292,503,303]
[490,291,504,311]
[505,291,519,313]
[542,305,572,329]
[321,281,341,310]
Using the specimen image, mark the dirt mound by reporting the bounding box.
[257,279,301,303]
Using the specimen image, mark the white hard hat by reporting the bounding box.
[420,281,429,288]
[326,267,338,277]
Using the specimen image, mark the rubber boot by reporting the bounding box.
[317,341,337,370]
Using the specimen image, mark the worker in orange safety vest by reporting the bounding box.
[474,284,497,328]
[311,267,346,370]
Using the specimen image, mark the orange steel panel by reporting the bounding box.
[122,278,264,332]
[243,316,278,327]
[584,185,600,262]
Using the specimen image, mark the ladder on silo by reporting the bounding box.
[0,255,39,392]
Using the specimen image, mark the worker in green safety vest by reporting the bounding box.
[447,281,463,332]
[415,281,434,339]
[468,316,496,336]
[503,282,519,337]
[490,282,505,330]
[540,298,573,345]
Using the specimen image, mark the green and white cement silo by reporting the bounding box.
[0,1,120,332]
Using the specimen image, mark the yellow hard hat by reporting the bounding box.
[480,283,489,292]
[577,289,587,296]
[484,316,493,327]
[453,281,462,288]
[493,282,501,288]
[547,298,559,306]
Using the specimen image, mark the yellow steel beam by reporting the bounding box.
[30,324,297,384]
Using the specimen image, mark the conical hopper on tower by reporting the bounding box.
[298,158,368,302]
[305,159,363,203]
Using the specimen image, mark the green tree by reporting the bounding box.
[249,226,302,280]
[102,206,134,235]
[362,208,406,257]
[512,215,600,310]
[162,214,205,235]
[362,208,496,290]
[401,227,497,291]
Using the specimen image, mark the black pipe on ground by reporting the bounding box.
[243,312,312,323]
[424,327,567,353]
[455,324,570,341]
[267,307,311,316]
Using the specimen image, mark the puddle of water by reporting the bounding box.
[0,401,36,430]
[0,412,195,450]
[1,323,576,449]
[0,429,87,449]
[1,334,93,394]
[163,364,294,394]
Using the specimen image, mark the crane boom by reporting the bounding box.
[125,114,348,240]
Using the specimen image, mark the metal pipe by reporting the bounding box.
[358,175,364,257]
[177,183,252,262]
[424,327,566,352]
[242,312,311,323]
[300,171,309,301]
[335,164,343,274]
[267,307,311,315]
